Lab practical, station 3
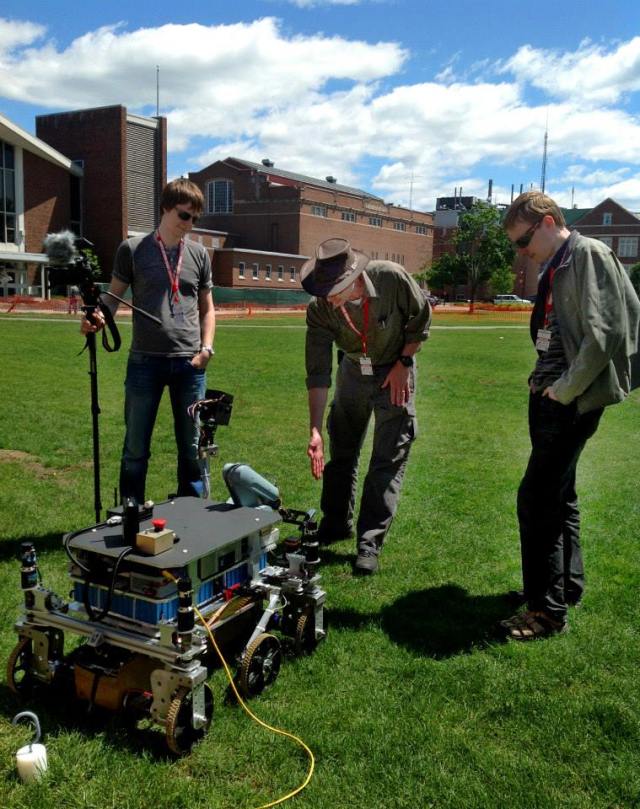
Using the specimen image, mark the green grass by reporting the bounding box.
[0,314,639,809]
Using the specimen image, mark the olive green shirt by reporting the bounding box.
[305,261,431,389]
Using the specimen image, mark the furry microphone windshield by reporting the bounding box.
[43,230,78,266]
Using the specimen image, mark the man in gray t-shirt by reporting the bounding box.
[82,178,215,504]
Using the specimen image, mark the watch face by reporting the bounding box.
[400,356,413,367]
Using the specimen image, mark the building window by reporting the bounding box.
[369,216,382,227]
[290,267,296,282]
[618,237,638,258]
[278,265,284,281]
[598,236,613,248]
[207,179,234,214]
[415,225,427,235]
[602,212,613,226]
[252,262,259,280]
[311,205,328,217]
[393,222,407,231]
[0,140,16,244]
[265,264,272,281]
[238,261,245,279]
[341,211,356,222]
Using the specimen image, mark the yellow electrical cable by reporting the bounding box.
[163,570,315,809]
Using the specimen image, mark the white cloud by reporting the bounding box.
[4,18,640,210]
[546,176,640,213]
[0,17,45,54]
[501,37,640,105]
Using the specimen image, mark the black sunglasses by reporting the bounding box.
[514,220,541,249]
[177,210,199,225]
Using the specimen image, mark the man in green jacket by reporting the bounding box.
[501,191,640,639]
[302,238,431,575]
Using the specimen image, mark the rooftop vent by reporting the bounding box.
[326,176,337,183]
[261,159,274,167]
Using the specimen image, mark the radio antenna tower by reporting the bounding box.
[540,114,549,193]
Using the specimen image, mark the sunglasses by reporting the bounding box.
[514,220,541,249]
[177,210,199,225]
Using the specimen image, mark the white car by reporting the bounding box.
[493,294,533,306]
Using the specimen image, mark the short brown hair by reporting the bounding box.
[503,191,566,231]
[160,178,204,215]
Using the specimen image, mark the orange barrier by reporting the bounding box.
[1,296,309,318]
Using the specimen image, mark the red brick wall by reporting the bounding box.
[190,160,433,277]
[23,152,72,253]
[571,200,640,270]
[213,249,306,288]
[36,106,128,277]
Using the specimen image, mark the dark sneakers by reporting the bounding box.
[354,548,379,575]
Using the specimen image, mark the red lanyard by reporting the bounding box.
[155,231,184,304]
[340,298,370,355]
[543,267,556,328]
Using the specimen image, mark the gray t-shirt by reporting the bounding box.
[112,233,212,357]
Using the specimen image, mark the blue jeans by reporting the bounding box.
[120,354,206,503]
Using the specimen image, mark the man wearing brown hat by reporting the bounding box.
[301,238,431,574]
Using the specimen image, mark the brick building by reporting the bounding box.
[0,112,82,297]
[189,157,433,289]
[36,105,166,276]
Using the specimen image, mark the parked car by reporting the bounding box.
[493,294,533,306]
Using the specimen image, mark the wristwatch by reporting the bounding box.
[201,345,215,357]
[398,355,414,368]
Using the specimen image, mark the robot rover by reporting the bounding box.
[7,391,326,755]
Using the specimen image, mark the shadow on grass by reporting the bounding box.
[0,533,64,562]
[0,681,177,761]
[329,583,510,659]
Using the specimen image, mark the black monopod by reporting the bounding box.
[44,231,161,522]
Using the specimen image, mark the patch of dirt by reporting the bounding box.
[0,449,91,482]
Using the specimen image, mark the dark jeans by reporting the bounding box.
[320,358,417,553]
[517,391,603,622]
[120,354,206,503]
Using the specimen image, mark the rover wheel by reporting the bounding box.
[239,633,281,697]
[294,612,319,656]
[165,683,213,756]
[206,595,254,629]
[7,637,34,695]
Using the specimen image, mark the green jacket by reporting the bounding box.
[305,261,431,389]
[551,231,640,413]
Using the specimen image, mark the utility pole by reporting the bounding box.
[540,114,549,193]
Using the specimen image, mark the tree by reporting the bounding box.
[629,262,640,297]
[452,202,515,308]
[425,251,466,298]
[78,246,102,281]
[488,262,517,297]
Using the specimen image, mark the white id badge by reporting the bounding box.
[359,356,374,376]
[171,298,186,325]
[536,328,551,352]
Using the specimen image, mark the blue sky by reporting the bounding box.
[2,1,640,211]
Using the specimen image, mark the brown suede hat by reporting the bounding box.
[300,238,370,297]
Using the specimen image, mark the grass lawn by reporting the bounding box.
[0,313,639,809]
